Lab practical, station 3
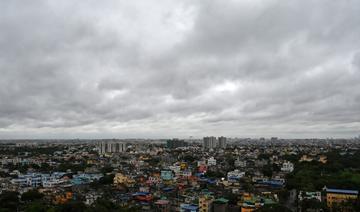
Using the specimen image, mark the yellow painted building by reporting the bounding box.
[113,173,135,186]
[326,188,358,208]
[319,155,327,164]
[241,207,255,212]
[199,195,214,212]
[180,162,187,170]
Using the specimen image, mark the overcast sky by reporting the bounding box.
[0,0,360,139]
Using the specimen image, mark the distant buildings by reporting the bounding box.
[98,142,126,154]
[218,136,227,148]
[166,138,187,149]
[3,137,360,211]
[203,136,227,149]
[203,136,217,149]
[270,137,278,141]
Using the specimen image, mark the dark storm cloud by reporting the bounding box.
[0,0,359,138]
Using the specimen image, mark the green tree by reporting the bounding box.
[21,189,44,202]
[0,191,20,211]
[24,201,50,212]
[56,200,87,212]
[101,166,114,174]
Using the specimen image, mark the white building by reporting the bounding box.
[281,161,294,172]
[207,157,217,166]
[298,191,321,202]
[169,165,181,175]
[227,170,246,182]
[42,179,67,188]
[11,172,67,188]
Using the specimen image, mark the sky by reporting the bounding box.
[0,0,360,139]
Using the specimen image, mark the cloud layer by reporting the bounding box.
[0,0,359,139]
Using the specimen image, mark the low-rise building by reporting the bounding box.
[161,170,174,181]
[180,203,198,212]
[199,195,214,212]
[280,161,294,172]
[325,188,358,208]
[113,173,135,186]
[298,191,321,202]
[235,159,246,168]
[227,170,245,182]
[207,157,216,166]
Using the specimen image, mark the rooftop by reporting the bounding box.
[326,188,359,195]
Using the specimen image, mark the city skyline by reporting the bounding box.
[1,1,360,139]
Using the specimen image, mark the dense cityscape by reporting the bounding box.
[1,137,360,211]
[2,0,360,212]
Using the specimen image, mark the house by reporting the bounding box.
[325,188,358,208]
[299,155,313,162]
[161,170,174,181]
[113,173,135,186]
[169,165,181,176]
[198,164,207,173]
[155,199,170,212]
[318,155,327,164]
[298,191,321,202]
[280,161,294,173]
[227,170,245,182]
[199,194,214,212]
[180,203,198,212]
[54,192,73,204]
[207,157,216,166]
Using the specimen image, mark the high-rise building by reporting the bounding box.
[98,142,126,154]
[218,136,227,149]
[203,136,217,149]
[166,138,187,149]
